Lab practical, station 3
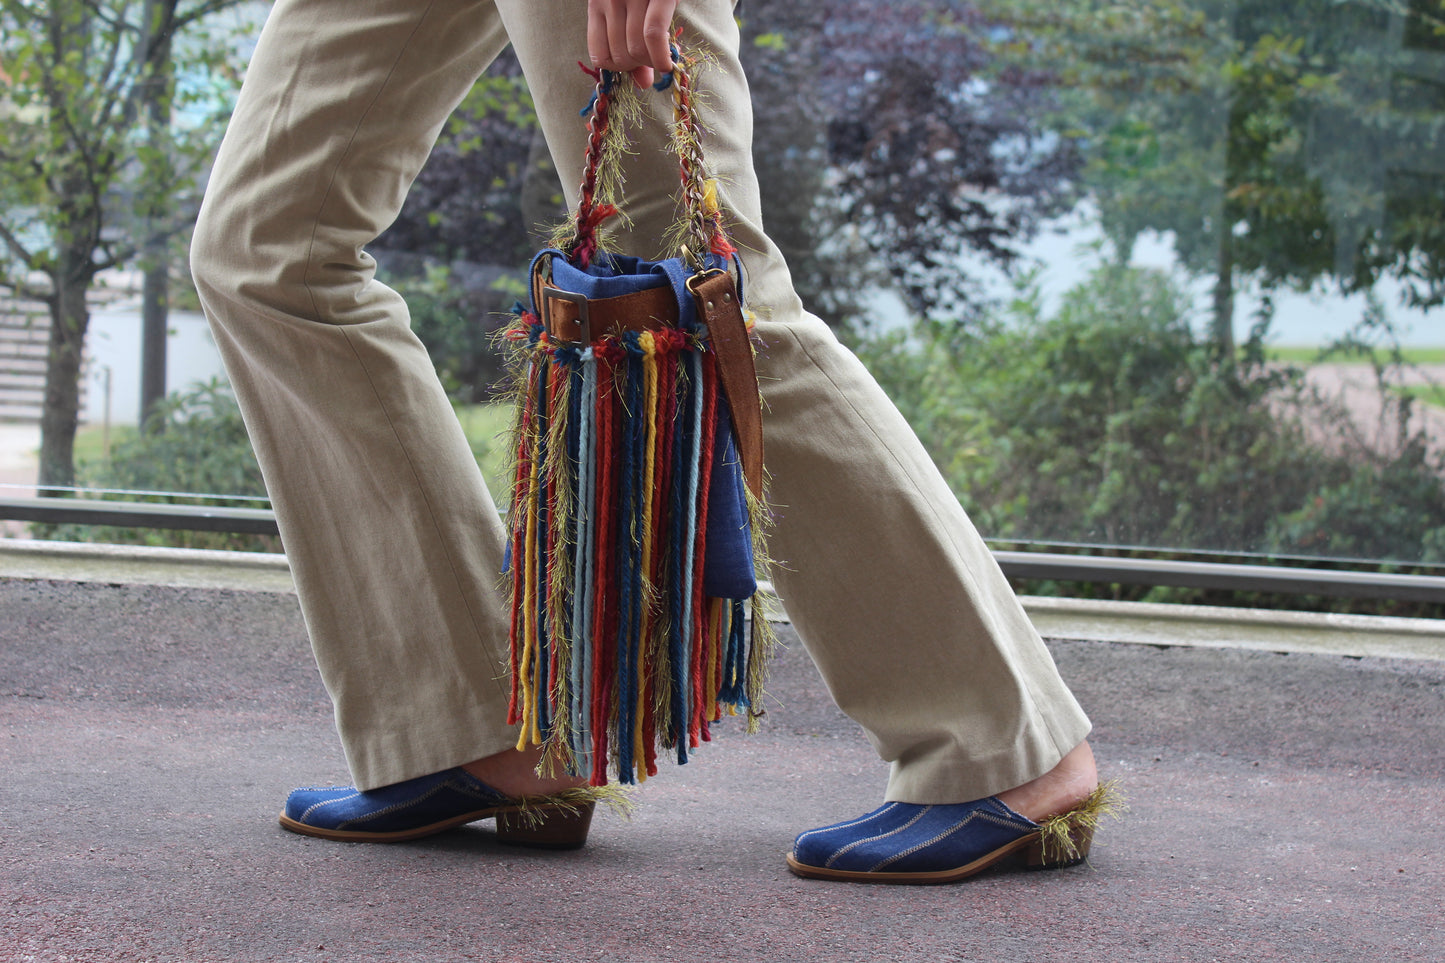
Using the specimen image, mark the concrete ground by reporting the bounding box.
[1,572,1442,963]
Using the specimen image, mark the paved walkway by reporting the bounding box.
[1301,363,1445,463]
[0,424,39,539]
[0,423,38,489]
[2,576,1441,962]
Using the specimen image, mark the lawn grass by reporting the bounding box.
[1264,345,1445,365]
[455,401,515,498]
[1397,384,1445,410]
[71,423,137,472]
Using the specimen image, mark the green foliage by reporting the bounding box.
[988,0,1445,352]
[100,379,264,500]
[0,0,251,286]
[38,387,514,551]
[0,0,257,486]
[1268,435,1445,562]
[380,50,559,268]
[453,402,511,498]
[35,379,278,551]
[855,262,1445,564]
[389,262,519,403]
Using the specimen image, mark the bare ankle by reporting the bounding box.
[996,741,1097,822]
[461,745,587,799]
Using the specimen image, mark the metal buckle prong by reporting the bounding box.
[541,285,592,344]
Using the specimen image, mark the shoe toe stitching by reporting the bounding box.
[824,805,933,869]
[299,790,363,825]
[867,809,1026,874]
[793,802,899,851]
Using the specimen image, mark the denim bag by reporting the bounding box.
[504,51,771,786]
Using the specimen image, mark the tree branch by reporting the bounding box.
[0,0,41,24]
[0,221,38,271]
[0,247,57,305]
[0,276,58,306]
[174,0,242,32]
[78,0,133,37]
[93,238,138,273]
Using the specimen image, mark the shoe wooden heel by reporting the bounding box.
[1022,823,1093,870]
[495,802,595,850]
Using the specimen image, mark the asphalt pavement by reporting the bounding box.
[1,576,1442,962]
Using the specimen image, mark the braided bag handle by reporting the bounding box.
[566,44,735,272]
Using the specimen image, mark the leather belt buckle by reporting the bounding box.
[542,286,591,345]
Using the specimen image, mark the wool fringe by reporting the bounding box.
[505,313,773,785]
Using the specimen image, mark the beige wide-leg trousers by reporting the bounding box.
[189,0,1090,803]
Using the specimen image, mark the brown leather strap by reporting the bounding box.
[541,285,680,343]
[692,271,764,499]
[531,259,764,499]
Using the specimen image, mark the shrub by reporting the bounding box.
[853,263,1445,566]
[34,379,278,552]
[390,261,523,403]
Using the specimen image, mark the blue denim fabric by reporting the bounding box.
[284,767,511,834]
[703,401,757,599]
[537,248,757,600]
[790,797,1038,875]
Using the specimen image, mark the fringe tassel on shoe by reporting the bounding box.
[1033,779,1128,866]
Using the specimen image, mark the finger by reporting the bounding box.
[586,0,613,70]
[606,0,634,70]
[640,0,676,76]
[628,65,655,90]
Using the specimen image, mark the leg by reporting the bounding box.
[194,0,1098,860]
[506,0,1092,801]
[508,0,1106,879]
[191,0,536,790]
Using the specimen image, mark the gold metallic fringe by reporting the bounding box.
[507,783,637,829]
[740,479,777,734]
[1035,779,1127,865]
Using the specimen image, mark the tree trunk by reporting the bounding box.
[38,255,91,492]
[1212,79,1245,366]
[139,255,169,429]
[1211,222,1236,362]
[138,0,175,431]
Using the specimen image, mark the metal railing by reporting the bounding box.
[5,494,1445,604]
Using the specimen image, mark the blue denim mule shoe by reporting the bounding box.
[279,767,595,848]
[787,783,1120,884]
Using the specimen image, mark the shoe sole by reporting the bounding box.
[278,800,593,849]
[784,830,1089,885]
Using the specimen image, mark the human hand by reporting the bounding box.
[586,0,679,88]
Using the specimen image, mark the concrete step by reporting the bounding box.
[0,404,44,422]
[0,300,86,430]
[0,358,47,376]
[0,330,47,347]
[0,336,47,352]
[0,302,64,425]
